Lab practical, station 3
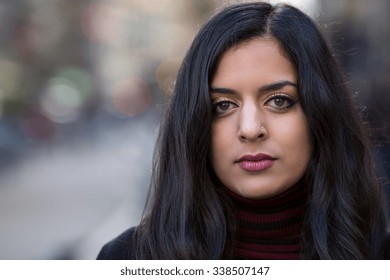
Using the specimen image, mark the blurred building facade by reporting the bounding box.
[0,0,216,153]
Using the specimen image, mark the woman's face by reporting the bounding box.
[210,37,312,199]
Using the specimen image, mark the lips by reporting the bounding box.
[236,153,275,172]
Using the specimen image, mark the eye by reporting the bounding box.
[265,94,296,110]
[212,100,238,115]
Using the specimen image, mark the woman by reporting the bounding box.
[97,2,389,259]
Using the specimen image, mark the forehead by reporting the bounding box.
[212,37,297,85]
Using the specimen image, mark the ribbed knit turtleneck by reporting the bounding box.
[227,184,306,260]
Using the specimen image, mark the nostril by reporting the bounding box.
[239,125,268,141]
[258,126,267,138]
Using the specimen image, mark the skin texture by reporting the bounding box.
[210,37,313,199]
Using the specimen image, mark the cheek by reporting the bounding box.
[210,124,224,159]
[274,115,312,159]
[210,121,234,166]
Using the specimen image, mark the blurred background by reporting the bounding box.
[0,0,388,259]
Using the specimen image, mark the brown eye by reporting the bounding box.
[273,98,286,107]
[265,95,296,109]
[212,101,238,115]
[218,102,231,111]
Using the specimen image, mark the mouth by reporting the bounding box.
[236,153,275,172]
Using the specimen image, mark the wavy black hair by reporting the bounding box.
[132,2,388,259]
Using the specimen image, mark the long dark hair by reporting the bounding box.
[132,2,388,259]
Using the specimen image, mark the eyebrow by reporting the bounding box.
[210,80,297,94]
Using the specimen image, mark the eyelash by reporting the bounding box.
[211,98,238,115]
[265,93,297,109]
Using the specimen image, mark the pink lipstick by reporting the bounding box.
[237,153,274,172]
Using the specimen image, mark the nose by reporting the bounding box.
[238,103,268,142]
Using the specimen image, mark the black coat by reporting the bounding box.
[97,227,136,260]
[97,227,390,260]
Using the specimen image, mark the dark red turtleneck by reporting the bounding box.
[226,184,306,260]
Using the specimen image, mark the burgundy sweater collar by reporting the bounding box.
[226,184,306,259]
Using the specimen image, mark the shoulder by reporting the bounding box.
[97,227,136,260]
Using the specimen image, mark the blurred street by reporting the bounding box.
[0,110,158,259]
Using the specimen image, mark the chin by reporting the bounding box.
[237,187,276,200]
[236,183,290,199]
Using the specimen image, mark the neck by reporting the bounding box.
[226,184,306,259]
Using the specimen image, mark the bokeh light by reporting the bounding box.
[80,2,120,44]
[40,67,91,123]
[110,77,152,118]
